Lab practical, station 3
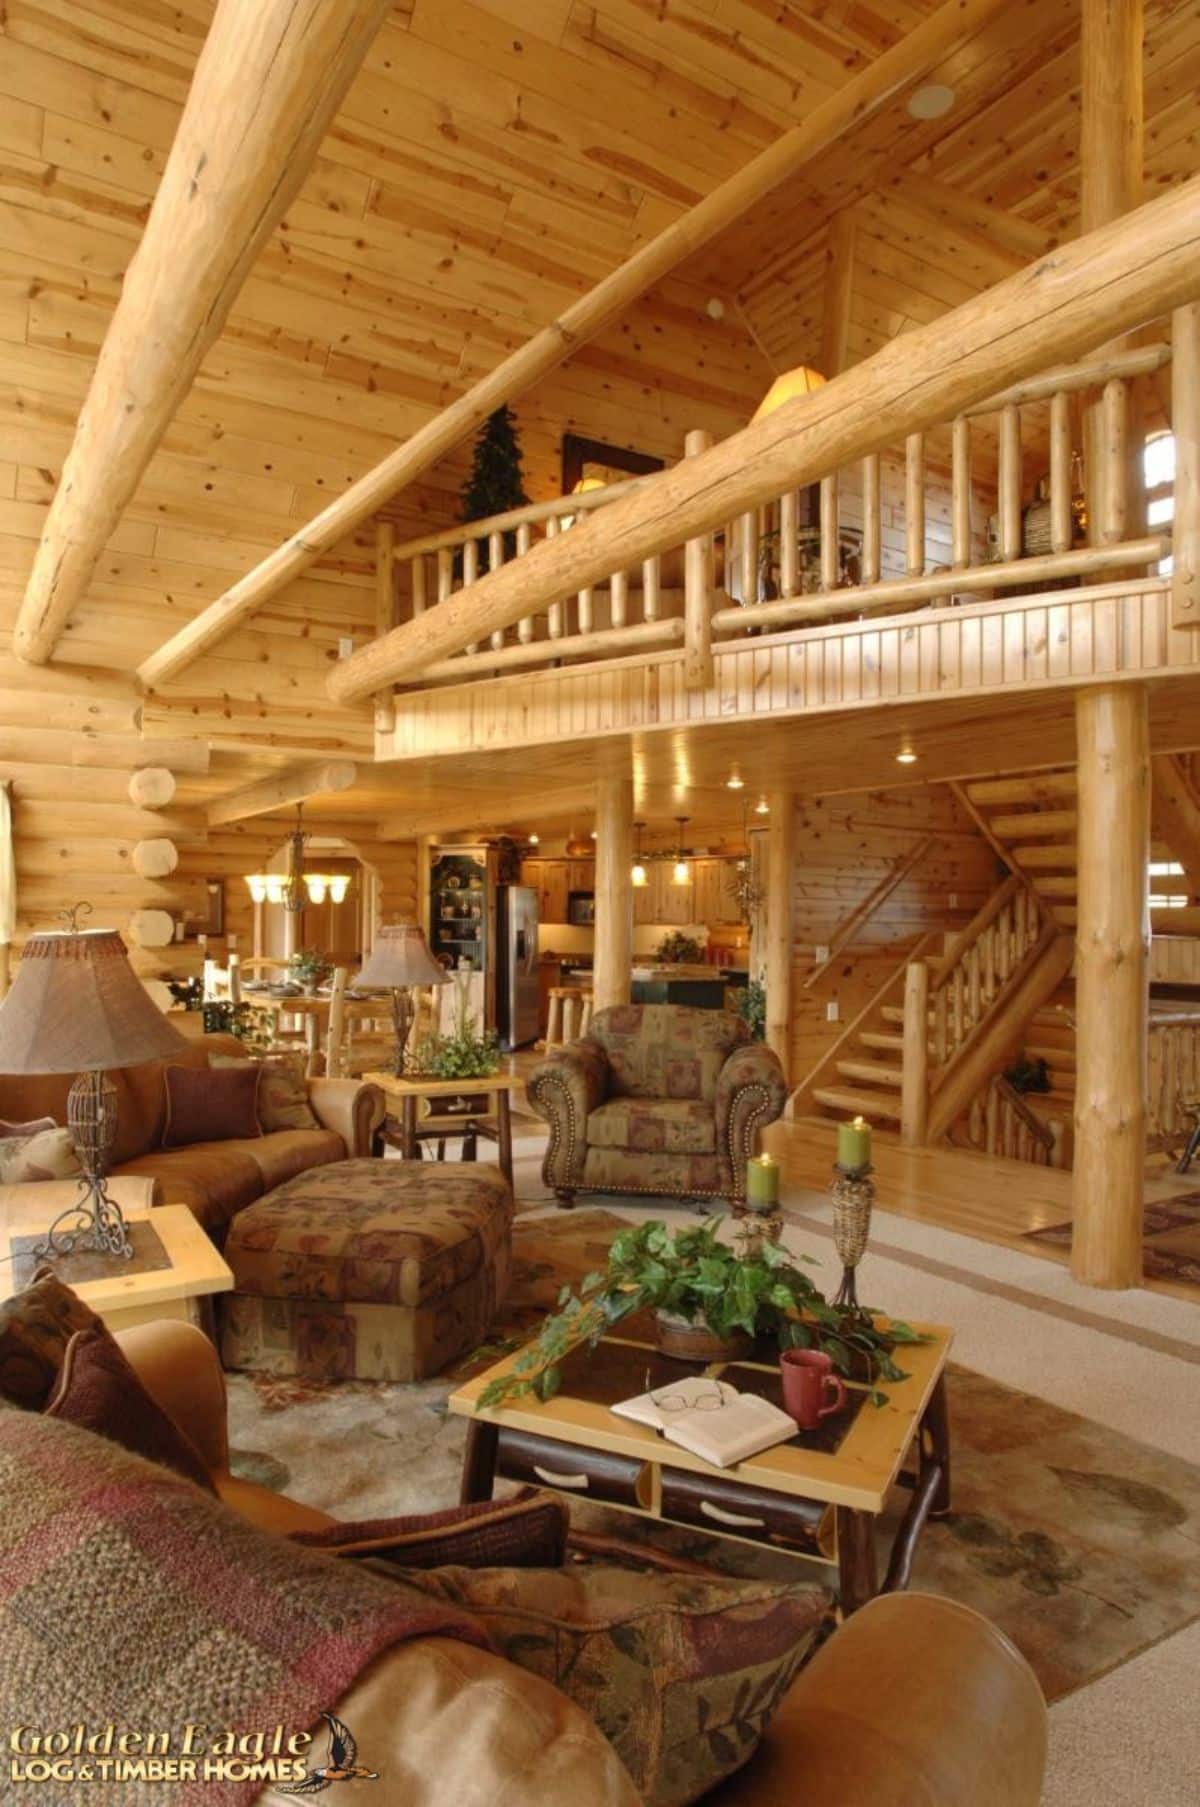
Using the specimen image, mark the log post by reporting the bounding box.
[901,960,930,1145]
[1172,302,1200,629]
[684,429,715,688]
[1081,0,1144,562]
[765,792,796,1082]
[593,768,634,1013]
[1072,682,1150,1288]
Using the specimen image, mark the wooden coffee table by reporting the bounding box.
[448,1320,952,1614]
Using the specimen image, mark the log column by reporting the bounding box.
[593,768,634,1013]
[1072,683,1150,1288]
[764,792,796,1081]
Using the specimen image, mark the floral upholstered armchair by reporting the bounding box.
[527,1004,788,1210]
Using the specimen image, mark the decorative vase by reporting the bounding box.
[655,1309,753,1363]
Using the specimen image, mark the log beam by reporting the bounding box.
[1151,754,1200,901]
[376,785,599,843]
[594,768,634,1013]
[207,761,358,828]
[328,174,1200,703]
[765,792,796,1082]
[135,0,1015,690]
[1072,683,1150,1289]
[12,0,390,668]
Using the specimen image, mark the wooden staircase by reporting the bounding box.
[791,932,941,1128]
[954,772,1078,928]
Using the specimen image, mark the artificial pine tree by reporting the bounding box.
[461,404,529,525]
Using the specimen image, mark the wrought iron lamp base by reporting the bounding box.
[32,1178,134,1263]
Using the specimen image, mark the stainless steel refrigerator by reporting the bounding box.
[496,885,540,1050]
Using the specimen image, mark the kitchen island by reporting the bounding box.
[630,963,748,1011]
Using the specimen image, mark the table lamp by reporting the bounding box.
[0,916,188,1261]
[356,921,448,1076]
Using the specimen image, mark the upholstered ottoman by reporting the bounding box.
[217,1159,513,1383]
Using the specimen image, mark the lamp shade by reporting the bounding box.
[357,922,448,990]
[751,365,827,423]
[0,929,189,1075]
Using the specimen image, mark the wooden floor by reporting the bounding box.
[765,1116,1200,1304]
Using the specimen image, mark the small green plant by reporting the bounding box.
[411,964,500,1078]
[733,978,766,1042]
[287,948,331,989]
[201,1000,272,1049]
[656,929,706,964]
[477,1218,926,1412]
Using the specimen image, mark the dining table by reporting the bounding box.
[244,987,392,1075]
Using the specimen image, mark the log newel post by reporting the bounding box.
[1071,682,1150,1288]
[764,792,796,1083]
[1172,302,1200,630]
[683,429,715,690]
[901,960,930,1146]
[593,770,634,1013]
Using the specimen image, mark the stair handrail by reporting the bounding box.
[990,1075,1057,1154]
[929,874,1024,991]
[388,472,662,562]
[788,930,941,1118]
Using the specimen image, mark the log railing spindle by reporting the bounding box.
[905,433,925,576]
[998,403,1022,561]
[489,530,505,650]
[1173,304,1200,630]
[820,473,839,591]
[684,428,715,687]
[780,488,799,597]
[1049,390,1073,555]
[951,416,971,571]
[516,523,534,643]
[862,454,881,584]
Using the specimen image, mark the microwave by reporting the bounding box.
[567,891,595,926]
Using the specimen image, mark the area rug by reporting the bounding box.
[1024,1190,1200,1285]
[226,1209,1200,1702]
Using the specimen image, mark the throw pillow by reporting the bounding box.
[210,1052,319,1132]
[46,1324,216,1495]
[162,1061,262,1148]
[0,1116,57,1137]
[0,1125,80,1185]
[291,1487,569,1570]
[391,1562,832,1805]
[0,1269,104,1411]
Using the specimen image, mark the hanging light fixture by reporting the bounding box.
[631,821,648,888]
[754,797,770,815]
[726,770,744,790]
[244,805,351,912]
[672,816,692,886]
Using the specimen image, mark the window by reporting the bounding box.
[1144,432,1175,575]
[1149,858,1187,909]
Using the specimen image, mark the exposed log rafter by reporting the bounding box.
[207,761,358,828]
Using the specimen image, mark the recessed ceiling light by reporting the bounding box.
[706,297,726,321]
[906,82,955,120]
[896,745,918,765]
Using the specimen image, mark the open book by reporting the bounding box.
[611,1376,796,1468]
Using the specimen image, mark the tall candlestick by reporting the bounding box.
[746,1151,779,1209]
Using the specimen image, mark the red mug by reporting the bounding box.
[779,1349,847,1430]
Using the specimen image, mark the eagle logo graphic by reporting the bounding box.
[276,1713,379,1794]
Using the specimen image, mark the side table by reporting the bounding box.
[364,1070,517,1188]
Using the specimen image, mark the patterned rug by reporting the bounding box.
[1023,1190,1200,1285]
[226,1209,1200,1703]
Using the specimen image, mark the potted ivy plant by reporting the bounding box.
[477,1219,925,1412]
[410,964,500,1079]
[287,948,331,996]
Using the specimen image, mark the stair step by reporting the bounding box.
[812,1087,901,1122]
[990,808,1077,839]
[880,1005,905,1025]
[965,772,1076,806]
[1012,843,1077,869]
[860,1031,904,1053]
[836,1059,904,1088]
[1035,875,1078,896]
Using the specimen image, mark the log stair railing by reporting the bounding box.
[1147,1008,1200,1158]
[356,287,1196,710]
[802,836,937,991]
[950,1075,1064,1168]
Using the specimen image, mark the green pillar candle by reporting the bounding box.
[746,1152,780,1208]
[837,1115,872,1171]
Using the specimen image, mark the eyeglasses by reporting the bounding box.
[650,1381,731,1415]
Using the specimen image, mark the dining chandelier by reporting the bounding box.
[244,805,350,911]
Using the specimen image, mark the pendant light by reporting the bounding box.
[672,816,692,886]
[245,805,351,911]
[631,821,648,888]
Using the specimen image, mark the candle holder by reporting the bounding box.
[829,1161,875,1311]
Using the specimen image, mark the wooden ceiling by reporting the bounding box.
[3,0,1199,829]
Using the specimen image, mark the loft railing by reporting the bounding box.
[376,318,1190,697]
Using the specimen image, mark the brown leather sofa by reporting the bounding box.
[0,1033,384,1243]
[117,1319,1049,1807]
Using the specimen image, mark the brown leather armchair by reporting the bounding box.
[528,1004,788,1209]
[116,1320,1047,1807]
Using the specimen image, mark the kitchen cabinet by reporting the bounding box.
[519,859,573,925]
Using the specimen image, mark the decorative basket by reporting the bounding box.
[655,1310,753,1363]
